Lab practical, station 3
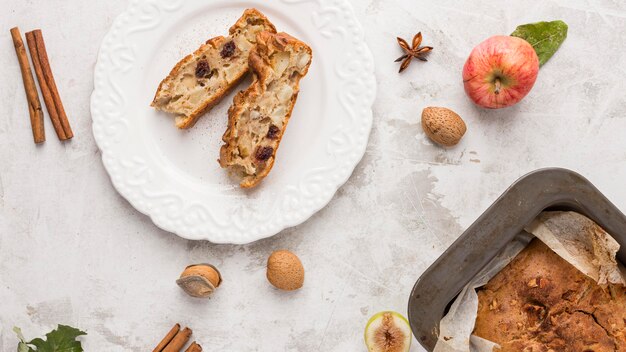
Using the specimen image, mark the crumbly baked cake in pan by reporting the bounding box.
[474,239,626,352]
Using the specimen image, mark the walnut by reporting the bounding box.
[489,299,499,310]
[528,277,549,288]
[523,302,547,326]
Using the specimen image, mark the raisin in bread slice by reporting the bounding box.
[219,32,312,188]
[151,9,276,129]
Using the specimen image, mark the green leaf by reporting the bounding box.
[511,20,568,66]
[13,327,34,352]
[13,327,27,342]
[15,325,86,352]
[17,342,32,352]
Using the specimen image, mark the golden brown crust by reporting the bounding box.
[219,32,313,188]
[151,9,276,129]
[473,239,626,351]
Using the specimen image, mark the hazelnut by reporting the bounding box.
[421,107,467,147]
[176,263,222,298]
[266,250,304,291]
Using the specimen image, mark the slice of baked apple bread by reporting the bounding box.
[151,9,276,129]
[219,32,312,188]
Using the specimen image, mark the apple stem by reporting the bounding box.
[494,78,501,95]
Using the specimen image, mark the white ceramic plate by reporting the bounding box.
[91,0,375,243]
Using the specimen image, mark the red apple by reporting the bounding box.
[462,35,539,109]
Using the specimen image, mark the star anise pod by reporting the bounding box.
[395,32,433,73]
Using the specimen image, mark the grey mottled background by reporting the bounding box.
[2,0,626,351]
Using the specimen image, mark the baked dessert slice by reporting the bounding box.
[151,9,276,129]
[219,31,312,188]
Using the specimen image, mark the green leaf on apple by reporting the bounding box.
[511,20,568,66]
[13,325,87,352]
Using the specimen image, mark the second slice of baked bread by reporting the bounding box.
[151,9,276,128]
[219,32,313,188]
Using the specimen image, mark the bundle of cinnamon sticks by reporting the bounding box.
[10,27,73,144]
[153,324,202,352]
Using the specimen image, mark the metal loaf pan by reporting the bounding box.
[407,168,626,351]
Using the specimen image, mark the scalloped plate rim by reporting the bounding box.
[90,0,376,244]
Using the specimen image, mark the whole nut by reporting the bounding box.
[176,263,222,298]
[421,107,467,147]
[266,250,304,291]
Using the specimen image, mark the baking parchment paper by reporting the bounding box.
[432,211,625,352]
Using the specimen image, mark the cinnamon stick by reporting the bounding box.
[26,29,73,140]
[184,342,202,352]
[25,31,65,140]
[153,323,180,352]
[162,327,192,352]
[10,27,45,143]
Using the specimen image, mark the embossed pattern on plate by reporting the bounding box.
[91,0,375,243]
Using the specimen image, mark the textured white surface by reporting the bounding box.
[1,1,626,351]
